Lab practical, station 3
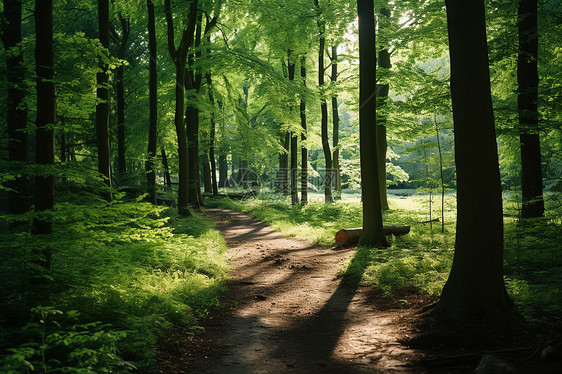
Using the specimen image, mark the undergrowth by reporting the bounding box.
[0,195,229,372]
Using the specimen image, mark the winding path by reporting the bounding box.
[159,208,426,373]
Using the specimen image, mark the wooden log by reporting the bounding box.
[335,225,410,247]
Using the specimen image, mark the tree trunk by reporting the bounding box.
[288,50,299,205]
[331,44,341,200]
[164,0,198,216]
[186,13,203,211]
[376,7,391,211]
[1,0,30,220]
[146,0,157,204]
[206,73,219,195]
[33,0,55,271]
[357,0,387,247]
[219,154,228,188]
[96,0,112,202]
[116,14,129,176]
[315,0,333,203]
[161,148,172,190]
[300,55,308,206]
[435,110,445,233]
[278,132,290,195]
[201,154,212,193]
[433,0,513,321]
[518,0,544,218]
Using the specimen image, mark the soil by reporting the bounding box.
[157,208,561,374]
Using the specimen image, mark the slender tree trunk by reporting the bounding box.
[1,0,29,219]
[288,50,299,205]
[433,0,513,320]
[116,15,129,176]
[300,55,308,206]
[331,45,341,200]
[96,0,112,201]
[146,0,157,204]
[186,13,203,210]
[376,7,391,211]
[219,154,228,188]
[164,0,198,216]
[518,0,544,218]
[435,110,445,233]
[161,148,172,190]
[33,0,55,270]
[202,154,212,193]
[357,0,387,247]
[315,0,333,203]
[206,73,219,195]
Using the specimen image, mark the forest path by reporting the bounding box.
[158,208,428,373]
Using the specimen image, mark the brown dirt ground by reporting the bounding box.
[157,208,561,374]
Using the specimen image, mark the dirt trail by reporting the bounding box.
[159,208,430,373]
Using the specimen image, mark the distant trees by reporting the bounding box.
[146,0,157,204]
[433,0,513,320]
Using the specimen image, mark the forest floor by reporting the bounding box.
[157,208,560,374]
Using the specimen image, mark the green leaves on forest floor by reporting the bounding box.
[0,200,229,372]
[210,191,562,333]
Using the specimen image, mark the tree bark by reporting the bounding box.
[433,0,513,321]
[206,73,219,195]
[518,0,544,218]
[0,0,29,219]
[116,14,129,176]
[218,154,228,188]
[33,0,55,270]
[331,45,341,200]
[165,0,198,216]
[288,50,299,205]
[357,0,387,247]
[376,7,391,211]
[315,0,333,203]
[300,55,308,206]
[96,0,112,201]
[161,148,172,189]
[146,0,157,204]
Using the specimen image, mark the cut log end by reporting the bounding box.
[335,225,410,247]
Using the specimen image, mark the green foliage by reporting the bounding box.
[1,306,133,373]
[0,200,229,372]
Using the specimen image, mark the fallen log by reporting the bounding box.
[335,225,410,247]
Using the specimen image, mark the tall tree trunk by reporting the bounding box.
[330,44,341,200]
[435,110,445,233]
[146,0,157,204]
[186,13,203,211]
[218,154,228,188]
[315,0,333,203]
[376,7,390,211]
[201,154,212,193]
[96,0,112,201]
[0,0,29,219]
[518,0,544,218]
[164,0,198,216]
[433,0,513,320]
[115,14,129,176]
[206,73,219,195]
[357,0,387,247]
[161,148,172,190]
[288,50,299,205]
[300,55,308,206]
[33,0,55,270]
